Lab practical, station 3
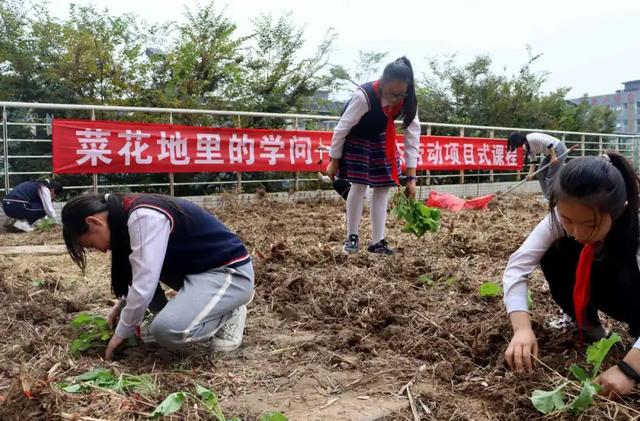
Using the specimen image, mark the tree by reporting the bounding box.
[241,12,337,116]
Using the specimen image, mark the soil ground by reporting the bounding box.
[0,193,639,420]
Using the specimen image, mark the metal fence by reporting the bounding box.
[2,101,639,198]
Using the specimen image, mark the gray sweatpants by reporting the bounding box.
[537,142,567,199]
[149,261,254,348]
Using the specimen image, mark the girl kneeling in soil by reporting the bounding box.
[62,193,254,360]
[2,179,62,232]
[502,152,640,396]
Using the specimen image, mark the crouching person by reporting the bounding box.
[61,193,254,360]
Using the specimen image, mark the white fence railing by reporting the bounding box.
[1,101,639,197]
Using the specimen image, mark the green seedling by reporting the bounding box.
[36,218,57,231]
[58,368,155,394]
[418,274,434,287]
[393,193,441,238]
[151,385,289,420]
[479,281,502,298]
[531,333,622,414]
[31,279,45,288]
[70,314,111,354]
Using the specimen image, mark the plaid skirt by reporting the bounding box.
[337,134,400,187]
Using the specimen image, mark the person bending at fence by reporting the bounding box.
[326,56,420,255]
[2,179,62,232]
[61,193,254,360]
[507,132,568,199]
[503,152,640,397]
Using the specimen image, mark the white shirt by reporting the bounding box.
[329,88,421,168]
[37,186,57,220]
[503,211,640,348]
[115,208,171,338]
[526,132,560,157]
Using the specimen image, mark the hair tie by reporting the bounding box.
[104,193,110,201]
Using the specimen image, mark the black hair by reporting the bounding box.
[507,132,531,165]
[381,56,417,128]
[38,178,63,196]
[549,152,640,257]
[62,193,186,298]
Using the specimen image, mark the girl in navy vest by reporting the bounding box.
[61,193,254,360]
[2,179,62,232]
[503,152,640,397]
[326,57,420,255]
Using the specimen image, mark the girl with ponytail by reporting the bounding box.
[62,193,254,360]
[326,56,420,255]
[502,152,640,396]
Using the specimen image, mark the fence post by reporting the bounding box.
[91,108,98,193]
[598,136,603,155]
[425,125,431,187]
[293,117,300,192]
[489,129,495,182]
[168,112,175,196]
[235,114,242,194]
[2,106,9,194]
[459,127,465,184]
[581,135,585,157]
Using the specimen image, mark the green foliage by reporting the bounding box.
[417,50,615,133]
[35,218,57,232]
[418,274,434,287]
[260,412,289,421]
[151,385,262,420]
[393,193,441,238]
[58,368,155,394]
[530,333,622,414]
[152,392,186,418]
[70,313,111,354]
[479,282,502,298]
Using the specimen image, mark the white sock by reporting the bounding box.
[370,187,391,244]
[346,183,367,237]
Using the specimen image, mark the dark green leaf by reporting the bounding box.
[569,364,588,382]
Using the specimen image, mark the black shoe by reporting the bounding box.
[367,239,394,255]
[342,234,360,254]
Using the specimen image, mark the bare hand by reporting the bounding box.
[107,300,123,330]
[505,328,538,372]
[526,174,535,182]
[594,366,636,397]
[105,334,126,361]
[326,159,339,181]
[404,180,416,198]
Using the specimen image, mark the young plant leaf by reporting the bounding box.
[569,364,588,382]
[260,412,289,421]
[586,333,621,377]
[568,381,599,413]
[530,383,568,414]
[152,392,186,418]
[418,274,434,286]
[195,384,219,412]
[479,282,502,298]
[60,383,86,393]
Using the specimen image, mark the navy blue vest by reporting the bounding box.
[345,81,402,139]
[7,181,40,203]
[124,195,249,291]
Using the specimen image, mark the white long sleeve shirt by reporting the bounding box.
[329,88,421,168]
[115,208,171,338]
[503,211,640,348]
[37,186,57,220]
[526,132,560,157]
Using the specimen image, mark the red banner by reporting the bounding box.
[52,119,523,174]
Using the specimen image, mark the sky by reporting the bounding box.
[45,0,640,100]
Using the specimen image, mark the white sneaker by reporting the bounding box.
[137,324,156,344]
[13,220,34,232]
[211,305,247,352]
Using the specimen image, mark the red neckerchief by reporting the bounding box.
[574,242,597,342]
[373,80,403,185]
